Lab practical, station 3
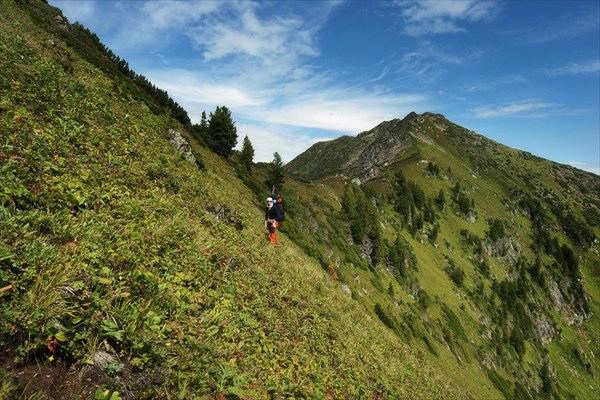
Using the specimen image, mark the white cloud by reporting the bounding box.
[507,11,599,45]
[378,42,468,86]
[396,0,499,36]
[147,69,266,115]
[141,1,222,29]
[471,99,554,118]
[567,161,600,176]
[544,60,600,76]
[256,92,427,133]
[190,7,319,63]
[102,1,226,51]
[237,123,333,164]
[466,75,527,92]
[118,0,330,68]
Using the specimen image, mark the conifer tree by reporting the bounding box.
[487,218,505,242]
[342,185,362,242]
[207,106,237,156]
[267,152,285,193]
[199,110,208,135]
[430,223,440,243]
[368,208,384,267]
[192,110,209,145]
[435,189,446,211]
[352,187,369,243]
[239,135,255,171]
[341,185,355,216]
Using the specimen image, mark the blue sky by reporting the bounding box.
[49,0,599,174]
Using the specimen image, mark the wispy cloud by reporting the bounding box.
[379,41,468,86]
[369,66,391,83]
[544,60,600,76]
[188,6,318,63]
[255,91,428,133]
[466,75,527,92]
[395,0,500,36]
[471,99,555,118]
[505,10,599,45]
[141,1,222,29]
[567,161,600,176]
[147,69,266,111]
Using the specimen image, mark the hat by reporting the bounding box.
[266,197,273,202]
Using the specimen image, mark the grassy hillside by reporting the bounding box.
[0,1,472,399]
[274,113,600,400]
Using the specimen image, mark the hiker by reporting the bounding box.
[265,197,282,244]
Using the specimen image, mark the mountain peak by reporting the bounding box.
[287,112,448,181]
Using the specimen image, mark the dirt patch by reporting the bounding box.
[0,340,116,399]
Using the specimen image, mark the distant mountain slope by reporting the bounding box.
[0,1,470,399]
[287,113,420,181]
[288,111,599,187]
[280,114,600,399]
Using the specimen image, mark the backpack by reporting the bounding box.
[275,197,285,222]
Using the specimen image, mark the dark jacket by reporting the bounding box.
[265,204,282,221]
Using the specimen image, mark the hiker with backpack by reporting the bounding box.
[265,196,283,245]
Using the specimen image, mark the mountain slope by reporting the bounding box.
[279,112,600,399]
[0,1,469,398]
[286,113,420,181]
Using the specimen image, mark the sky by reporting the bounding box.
[48,0,600,174]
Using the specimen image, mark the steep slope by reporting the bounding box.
[0,1,470,399]
[286,113,419,181]
[280,112,600,399]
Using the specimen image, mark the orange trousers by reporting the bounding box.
[269,232,278,244]
[267,220,278,244]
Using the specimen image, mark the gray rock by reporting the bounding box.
[168,129,197,165]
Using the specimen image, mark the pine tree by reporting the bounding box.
[435,189,446,211]
[341,185,355,216]
[207,106,237,156]
[267,152,285,193]
[487,218,505,242]
[239,135,255,171]
[199,110,208,137]
[192,111,209,145]
[430,223,440,243]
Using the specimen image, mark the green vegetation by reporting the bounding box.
[274,112,599,400]
[1,1,599,399]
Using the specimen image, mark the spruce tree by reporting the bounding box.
[239,135,255,171]
[267,152,285,193]
[435,189,446,211]
[192,111,209,145]
[199,111,208,138]
[208,106,237,156]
